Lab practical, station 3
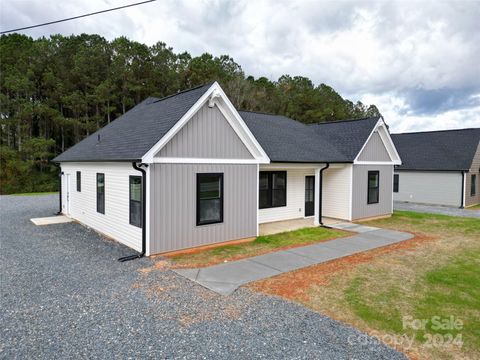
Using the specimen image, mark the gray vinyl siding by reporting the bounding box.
[393,171,462,207]
[149,163,257,254]
[156,104,253,159]
[352,165,393,220]
[357,132,391,161]
[465,142,480,207]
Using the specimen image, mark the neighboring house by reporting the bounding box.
[53,82,401,256]
[392,128,480,208]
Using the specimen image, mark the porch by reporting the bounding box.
[258,163,353,233]
[259,217,341,236]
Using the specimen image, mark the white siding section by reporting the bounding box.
[393,171,463,207]
[258,169,314,223]
[60,162,142,251]
[322,165,352,220]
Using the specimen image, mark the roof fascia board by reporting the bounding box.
[355,161,399,165]
[395,169,468,172]
[142,83,216,163]
[213,83,270,163]
[353,118,402,165]
[260,162,327,169]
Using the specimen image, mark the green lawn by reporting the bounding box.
[10,192,58,196]
[169,227,347,267]
[252,211,480,359]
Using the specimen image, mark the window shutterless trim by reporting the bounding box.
[76,171,81,192]
[196,173,224,226]
[129,175,142,228]
[259,171,287,209]
[96,173,105,214]
[367,170,380,204]
[471,174,477,196]
[393,173,399,193]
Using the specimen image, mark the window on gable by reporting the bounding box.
[129,176,142,227]
[393,174,399,193]
[368,171,380,204]
[76,171,81,192]
[197,173,223,226]
[259,171,287,209]
[472,174,477,196]
[97,173,105,214]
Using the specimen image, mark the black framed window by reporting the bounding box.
[197,173,223,226]
[96,173,105,214]
[367,171,379,204]
[393,174,399,193]
[129,176,142,227]
[472,174,477,196]
[76,171,81,192]
[259,171,287,209]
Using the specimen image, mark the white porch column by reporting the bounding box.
[314,167,321,226]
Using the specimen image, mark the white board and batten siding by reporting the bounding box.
[60,162,142,251]
[322,165,353,220]
[258,168,315,223]
[393,171,463,207]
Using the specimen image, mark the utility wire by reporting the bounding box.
[0,0,156,35]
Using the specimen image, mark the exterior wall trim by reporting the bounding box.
[152,157,262,164]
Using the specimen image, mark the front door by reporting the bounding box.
[305,176,315,217]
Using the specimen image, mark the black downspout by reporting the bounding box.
[118,162,148,262]
[318,163,330,226]
[56,171,64,215]
[460,171,465,209]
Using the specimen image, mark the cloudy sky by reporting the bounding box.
[1,0,479,132]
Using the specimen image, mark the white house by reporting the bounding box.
[392,129,480,208]
[53,82,401,257]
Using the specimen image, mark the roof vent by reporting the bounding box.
[97,134,101,142]
[208,90,221,108]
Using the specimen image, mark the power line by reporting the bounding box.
[0,0,156,35]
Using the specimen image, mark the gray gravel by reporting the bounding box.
[1,194,406,359]
[394,201,480,218]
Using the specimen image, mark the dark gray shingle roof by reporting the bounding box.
[240,111,379,162]
[54,82,380,163]
[53,84,212,162]
[392,128,480,171]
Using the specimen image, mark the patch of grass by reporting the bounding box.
[10,191,58,196]
[170,227,347,267]
[367,210,480,236]
[252,211,480,359]
[466,204,480,210]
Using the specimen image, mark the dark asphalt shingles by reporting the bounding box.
[0,195,406,359]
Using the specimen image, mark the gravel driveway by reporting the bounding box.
[1,195,406,359]
[394,201,480,218]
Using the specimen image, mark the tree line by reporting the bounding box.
[0,33,380,194]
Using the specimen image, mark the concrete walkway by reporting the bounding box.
[394,201,480,218]
[174,223,413,295]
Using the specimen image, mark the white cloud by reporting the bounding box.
[1,0,479,131]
